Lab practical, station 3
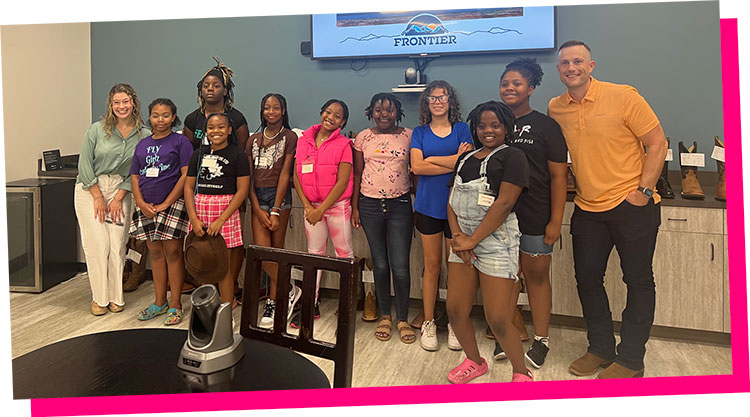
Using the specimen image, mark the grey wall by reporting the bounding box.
[91,1,722,170]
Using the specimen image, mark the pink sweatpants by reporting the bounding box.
[304,199,354,299]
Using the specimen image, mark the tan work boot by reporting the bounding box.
[569,352,613,376]
[678,141,705,200]
[362,290,378,321]
[715,136,726,201]
[597,362,645,379]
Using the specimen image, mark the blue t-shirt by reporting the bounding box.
[411,122,472,219]
[130,132,193,204]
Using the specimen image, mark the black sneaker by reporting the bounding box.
[525,339,549,369]
[493,341,507,361]
[290,300,320,329]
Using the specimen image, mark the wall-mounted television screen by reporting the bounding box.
[311,7,556,60]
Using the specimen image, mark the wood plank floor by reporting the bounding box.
[10,273,732,388]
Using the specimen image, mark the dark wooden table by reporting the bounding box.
[12,328,330,399]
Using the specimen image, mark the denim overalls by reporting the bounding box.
[447,145,521,279]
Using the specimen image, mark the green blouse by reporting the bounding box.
[76,120,150,192]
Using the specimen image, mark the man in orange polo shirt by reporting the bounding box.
[548,40,668,379]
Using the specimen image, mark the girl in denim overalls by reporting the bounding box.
[445,101,532,383]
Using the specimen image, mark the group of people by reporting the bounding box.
[74,40,667,384]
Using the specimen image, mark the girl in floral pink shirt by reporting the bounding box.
[352,93,415,344]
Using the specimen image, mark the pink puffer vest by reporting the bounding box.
[295,124,354,204]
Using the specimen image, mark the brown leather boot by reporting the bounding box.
[655,138,675,199]
[597,362,644,379]
[678,141,705,200]
[715,136,726,201]
[569,352,613,376]
[123,238,148,292]
[362,289,378,321]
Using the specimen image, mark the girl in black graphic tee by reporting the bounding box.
[498,57,568,369]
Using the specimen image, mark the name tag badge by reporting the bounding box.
[477,192,495,207]
[145,167,159,178]
[202,155,218,169]
[301,163,314,174]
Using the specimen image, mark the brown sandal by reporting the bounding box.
[375,317,392,341]
[397,321,416,344]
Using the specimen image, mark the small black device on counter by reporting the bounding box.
[37,154,79,178]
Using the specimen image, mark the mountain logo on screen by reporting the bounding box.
[402,14,449,36]
[338,12,523,49]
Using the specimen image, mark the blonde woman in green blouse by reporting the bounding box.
[75,84,151,316]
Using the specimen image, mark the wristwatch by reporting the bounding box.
[637,186,654,199]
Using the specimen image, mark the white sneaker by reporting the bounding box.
[420,320,439,351]
[447,323,462,351]
[288,284,302,320]
[259,299,275,329]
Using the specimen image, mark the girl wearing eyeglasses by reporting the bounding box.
[410,80,473,351]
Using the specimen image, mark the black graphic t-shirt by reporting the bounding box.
[507,110,568,235]
[187,144,251,195]
[184,108,248,150]
[451,146,529,212]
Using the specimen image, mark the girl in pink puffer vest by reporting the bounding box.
[291,99,354,325]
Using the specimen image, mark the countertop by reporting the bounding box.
[566,170,726,210]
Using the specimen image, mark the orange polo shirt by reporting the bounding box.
[548,77,661,212]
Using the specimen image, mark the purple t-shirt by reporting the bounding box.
[130,132,193,204]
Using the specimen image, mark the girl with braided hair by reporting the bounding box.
[494,57,568,369]
[182,57,250,297]
[183,57,250,151]
[352,93,415,343]
[245,93,301,328]
[445,101,531,383]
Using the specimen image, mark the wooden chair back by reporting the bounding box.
[240,245,359,388]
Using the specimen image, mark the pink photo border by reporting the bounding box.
[27,18,748,417]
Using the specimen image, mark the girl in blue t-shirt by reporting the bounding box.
[129,98,193,325]
[410,80,473,352]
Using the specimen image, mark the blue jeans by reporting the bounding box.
[358,193,413,322]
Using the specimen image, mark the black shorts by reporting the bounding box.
[415,211,452,239]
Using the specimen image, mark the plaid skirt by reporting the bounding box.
[129,198,190,241]
[190,194,243,248]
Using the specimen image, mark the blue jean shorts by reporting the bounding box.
[254,186,292,211]
[448,214,521,280]
[519,234,554,256]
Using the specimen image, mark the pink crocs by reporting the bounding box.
[447,357,488,384]
[511,369,534,382]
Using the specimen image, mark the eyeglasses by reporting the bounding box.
[427,95,449,104]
